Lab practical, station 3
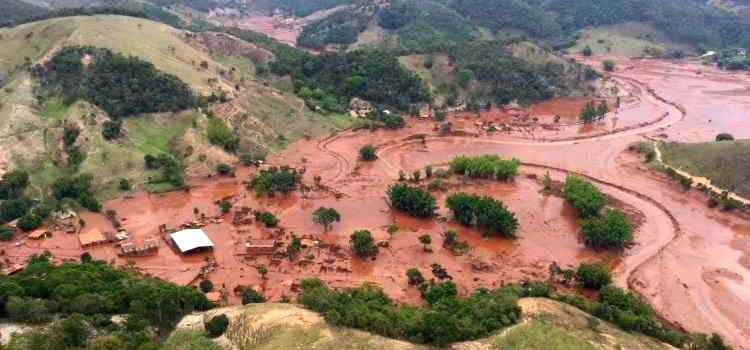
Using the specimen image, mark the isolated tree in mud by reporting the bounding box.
[387,184,437,218]
[350,230,378,257]
[359,144,377,161]
[418,234,432,251]
[312,207,341,232]
[582,45,593,57]
[602,59,616,72]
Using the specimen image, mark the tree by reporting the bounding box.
[254,211,278,227]
[256,265,268,280]
[0,197,33,222]
[205,314,229,338]
[248,166,301,196]
[603,59,616,72]
[17,213,42,232]
[582,45,593,56]
[418,234,432,251]
[581,209,633,249]
[561,176,607,218]
[0,170,30,199]
[0,226,15,241]
[199,279,214,293]
[422,281,457,305]
[241,287,265,304]
[312,207,341,232]
[715,133,734,142]
[387,183,436,218]
[575,262,612,289]
[406,268,424,285]
[101,120,122,140]
[118,178,131,191]
[80,252,92,263]
[359,144,377,161]
[216,163,234,176]
[287,236,302,258]
[218,200,232,214]
[350,230,378,257]
[445,193,518,237]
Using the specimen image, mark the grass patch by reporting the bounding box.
[40,98,69,122]
[493,318,597,350]
[572,23,681,57]
[125,113,194,156]
[660,140,750,197]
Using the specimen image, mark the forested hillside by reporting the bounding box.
[0,0,47,27]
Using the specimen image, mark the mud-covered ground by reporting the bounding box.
[2,58,750,348]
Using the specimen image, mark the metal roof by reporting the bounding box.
[170,229,214,253]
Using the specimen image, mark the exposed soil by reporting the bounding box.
[2,57,750,348]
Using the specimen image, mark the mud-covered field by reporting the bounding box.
[2,58,750,348]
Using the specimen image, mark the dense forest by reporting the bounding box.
[271,49,431,112]
[32,46,195,118]
[0,4,182,28]
[0,0,46,27]
[0,253,211,349]
[297,6,372,49]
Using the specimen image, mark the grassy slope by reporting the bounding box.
[660,140,750,197]
[570,22,690,57]
[0,15,341,197]
[172,299,672,350]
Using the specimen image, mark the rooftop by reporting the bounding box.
[170,229,214,253]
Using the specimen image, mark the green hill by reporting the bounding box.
[0,15,343,197]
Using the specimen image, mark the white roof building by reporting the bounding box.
[170,229,214,253]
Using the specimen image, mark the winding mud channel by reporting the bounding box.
[3,58,749,348]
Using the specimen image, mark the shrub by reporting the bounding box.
[561,175,608,218]
[406,268,424,285]
[0,197,33,222]
[449,155,520,180]
[0,169,30,199]
[418,234,432,251]
[0,226,15,241]
[359,144,377,161]
[312,207,341,232]
[241,287,265,304]
[199,279,214,293]
[424,165,433,178]
[387,183,436,218]
[207,117,240,153]
[575,262,612,289]
[6,296,51,323]
[422,281,457,305]
[603,59,616,72]
[216,163,234,176]
[118,178,131,191]
[350,230,378,257]
[101,120,122,140]
[218,200,232,214]
[520,280,551,297]
[204,314,229,338]
[581,209,633,249]
[248,166,301,196]
[254,211,278,227]
[715,133,734,142]
[17,213,43,232]
[446,193,518,237]
[442,230,470,255]
[582,46,593,56]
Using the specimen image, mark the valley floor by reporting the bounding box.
[2,58,749,348]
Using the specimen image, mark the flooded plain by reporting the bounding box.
[2,58,750,348]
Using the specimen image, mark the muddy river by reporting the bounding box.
[2,58,749,348]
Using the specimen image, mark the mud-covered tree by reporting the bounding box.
[254,211,278,227]
[359,144,377,161]
[350,230,378,257]
[575,262,612,289]
[581,209,633,249]
[218,200,232,214]
[445,193,518,237]
[561,175,607,218]
[405,268,424,285]
[387,183,436,218]
[249,166,301,196]
[448,155,519,180]
[312,207,341,232]
[287,236,302,258]
[418,234,432,251]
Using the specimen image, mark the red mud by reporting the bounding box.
[2,57,749,347]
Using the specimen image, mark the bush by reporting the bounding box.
[350,230,378,257]
[603,59,616,72]
[449,155,520,180]
[118,178,131,191]
[218,200,232,214]
[199,279,214,293]
[406,268,424,285]
[445,193,518,237]
[520,280,551,297]
[387,183,436,218]
[422,281,457,305]
[241,287,265,304]
[17,213,43,232]
[102,120,122,140]
[6,296,51,323]
[0,226,15,241]
[254,211,278,227]
[715,133,734,142]
[248,166,301,196]
[0,197,33,222]
[204,314,229,338]
[216,163,234,176]
[207,117,240,153]
[575,262,612,289]
[0,169,30,199]
[561,175,608,218]
[359,144,377,161]
[581,209,633,249]
[582,46,593,56]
